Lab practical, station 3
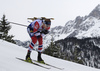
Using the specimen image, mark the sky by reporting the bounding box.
[0,0,100,41]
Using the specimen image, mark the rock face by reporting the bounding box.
[89,4,100,18]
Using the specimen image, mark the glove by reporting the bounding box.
[41,29,49,34]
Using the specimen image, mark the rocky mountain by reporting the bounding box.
[40,4,100,50]
[15,40,30,48]
[49,4,100,39]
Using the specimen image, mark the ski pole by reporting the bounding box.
[9,21,28,27]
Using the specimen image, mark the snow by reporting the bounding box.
[0,39,100,71]
[43,34,67,48]
[75,17,100,38]
[0,32,3,35]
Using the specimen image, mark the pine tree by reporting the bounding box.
[0,14,15,43]
[0,22,3,38]
[0,15,10,39]
[43,35,61,58]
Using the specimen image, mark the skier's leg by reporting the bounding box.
[37,36,45,63]
[25,50,32,63]
[26,36,37,62]
[37,36,43,53]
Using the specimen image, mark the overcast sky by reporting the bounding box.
[0,0,100,41]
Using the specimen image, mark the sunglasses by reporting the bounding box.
[45,24,50,27]
[44,21,51,25]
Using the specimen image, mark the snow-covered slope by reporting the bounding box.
[0,39,99,71]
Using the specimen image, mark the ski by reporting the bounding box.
[16,58,50,69]
[32,59,64,70]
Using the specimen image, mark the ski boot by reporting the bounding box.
[37,52,45,64]
[25,50,32,63]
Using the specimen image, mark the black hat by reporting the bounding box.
[44,19,51,25]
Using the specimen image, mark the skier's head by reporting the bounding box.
[42,19,51,30]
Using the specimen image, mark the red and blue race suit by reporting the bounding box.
[27,19,50,52]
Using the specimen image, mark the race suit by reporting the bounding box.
[27,19,49,52]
